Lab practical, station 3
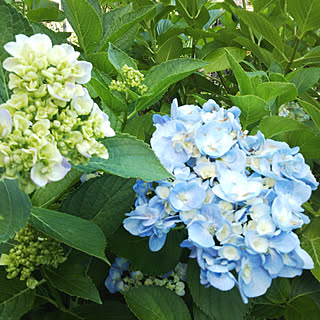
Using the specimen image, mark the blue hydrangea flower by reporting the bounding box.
[123,98,318,303]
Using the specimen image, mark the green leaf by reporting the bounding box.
[252,0,277,12]
[98,5,156,52]
[226,48,253,95]
[265,278,291,304]
[125,286,191,320]
[75,133,172,182]
[29,207,108,263]
[31,169,82,208]
[235,9,286,59]
[290,271,320,299]
[298,98,320,132]
[0,64,8,104]
[193,305,213,320]
[27,7,65,22]
[256,116,320,159]
[287,0,320,38]
[187,260,251,320]
[302,218,320,281]
[61,174,135,238]
[74,301,136,320]
[61,0,103,55]
[0,179,31,243]
[285,296,320,320]
[204,47,247,73]
[124,113,155,142]
[89,77,128,115]
[44,256,102,304]
[31,22,71,45]
[108,43,138,74]
[234,37,274,68]
[0,0,33,61]
[109,227,185,275]
[286,68,320,95]
[0,270,35,320]
[157,36,183,63]
[229,95,269,128]
[135,59,208,112]
[255,82,298,105]
[86,52,115,75]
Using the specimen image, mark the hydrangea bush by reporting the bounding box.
[123,99,318,302]
[1,1,320,319]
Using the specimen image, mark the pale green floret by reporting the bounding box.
[0,33,115,193]
[109,64,148,95]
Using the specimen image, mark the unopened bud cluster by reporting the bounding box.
[0,225,66,288]
[105,257,186,296]
[0,34,115,193]
[279,101,310,121]
[109,64,148,95]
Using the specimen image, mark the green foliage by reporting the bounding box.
[0,270,35,320]
[31,169,82,208]
[62,0,103,55]
[29,207,108,263]
[75,134,172,181]
[0,179,31,243]
[44,251,102,304]
[124,286,191,320]
[61,174,136,238]
[187,260,251,320]
[302,218,320,281]
[109,227,185,275]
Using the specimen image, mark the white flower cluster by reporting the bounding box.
[0,34,115,193]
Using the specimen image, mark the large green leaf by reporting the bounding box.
[89,77,128,115]
[86,52,115,75]
[187,260,251,320]
[124,113,155,142]
[265,278,291,304]
[286,68,320,95]
[0,179,31,243]
[44,252,102,304]
[287,0,320,38]
[204,47,247,73]
[98,5,156,51]
[301,218,320,281]
[157,36,184,63]
[284,296,320,320]
[74,301,136,320]
[109,227,185,275]
[75,134,172,181]
[0,270,35,320]
[108,43,138,74]
[135,59,208,112]
[31,169,82,208]
[298,98,320,132]
[0,0,33,103]
[230,95,269,128]
[255,82,298,105]
[27,7,65,22]
[0,0,33,61]
[125,286,191,320]
[226,48,252,95]
[61,174,135,238]
[62,0,103,55]
[256,116,320,158]
[29,207,108,263]
[235,9,286,60]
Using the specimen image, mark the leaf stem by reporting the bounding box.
[217,71,232,94]
[285,37,300,74]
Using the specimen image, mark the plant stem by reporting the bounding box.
[285,37,300,74]
[217,71,232,95]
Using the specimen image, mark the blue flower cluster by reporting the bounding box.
[123,99,318,303]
